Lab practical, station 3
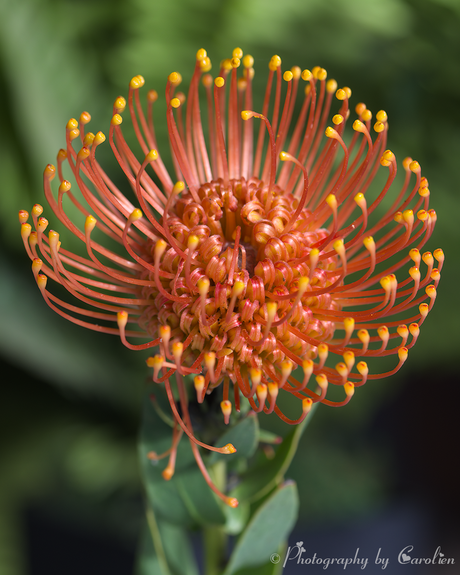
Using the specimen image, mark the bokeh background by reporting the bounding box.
[0,0,459,573]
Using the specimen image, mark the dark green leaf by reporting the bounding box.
[230,404,318,503]
[223,482,298,575]
[208,412,259,464]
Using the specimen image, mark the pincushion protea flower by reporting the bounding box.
[19,48,443,507]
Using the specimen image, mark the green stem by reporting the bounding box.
[204,525,227,575]
[204,461,228,575]
[146,504,172,575]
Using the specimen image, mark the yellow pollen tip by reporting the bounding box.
[59,180,71,194]
[301,69,312,81]
[129,75,145,90]
[332,114,344,125]
[298,276,309,292]
[83,132,95,146]
[419,303,429,318]
[146,149,158,162]
[241,110,254,121]
[197,277,210,296]
[172,341,184,358]
[433,248,444,263]
[269,55,282,69]
[215,76,225,88]
[336,89,347,100]
[168,72,182,85]
[316,68,328,81]
[147,90,158,102]
[344,317,355,330]
[232,47,243,59]
[170,98,181,109]
[302,398,313,413]
[281,359,293,376]
[21,223,32,240]
[398,347,408,361]
[69,129,80,141]
[48,229,59,247]
[397,324,409,337]
[232,280,245,297]
[187,234,199,251]
[222,444,237,455]
[85,215,97,232]
[243,54,254,68]
[283,71,293,82]
[325,194,337,210]
[44,164,56,179]
[173,181,185,194]
[111,114,123,126]
[117,311,128,328]
[19,210,29,224]
[316,373,328,388]
[159,324,171,338]
[194,375,205,392]
[354,193,366,209]
[409,323,420,337]
[204,351,216,368]
[357,362,368,376]
[425,285,436,298]
[333,238,345,254]
[94,131,106,146]
[266,301,277,319]
[155,239,167,259]
[130,209,143,222]
[374,121,385,133]
[77,147,90,161]
[79,111,91,125]
[376,110,388,122]
[221,58,232,71]
[417,210,430,222]
[303,359,313,374]
[146,354,164,368]
[221,400,232,416]
[36,273,47,291]
[358,329,370,343]
[66,118,78,131]
[231,57,241,68]
[353,119,365,132]
[409,160,421,173]
[279,151,290,161]
[196,48,207,61]
[113,96,126,112]
[291,66,301,79]
[249,368,262,386]
[326,79,338,93]
[344,382,355,397]
[325,126,338,139]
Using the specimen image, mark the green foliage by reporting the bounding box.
[223,482,298,575]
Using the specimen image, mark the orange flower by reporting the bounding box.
[19,48,443,506]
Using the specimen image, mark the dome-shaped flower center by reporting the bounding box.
[139,175,340,383]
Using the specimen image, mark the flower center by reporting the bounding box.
[138,176,340,382]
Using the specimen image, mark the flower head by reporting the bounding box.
[19,48,442,506]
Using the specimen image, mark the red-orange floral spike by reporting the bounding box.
[20,48,443,507]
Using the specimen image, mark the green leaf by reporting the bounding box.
[136,511,199,575]
[223,482,298,575]
[175,467,226,526]
[223,500,250,536]
[140,390,226,526]
[230,404,318,503]
[208,412,259,464]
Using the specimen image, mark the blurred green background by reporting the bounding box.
[0,0,459,573]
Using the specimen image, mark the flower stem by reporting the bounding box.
[204,461,228,575]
